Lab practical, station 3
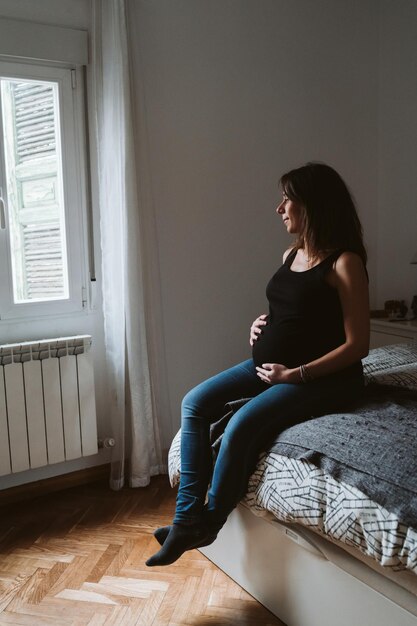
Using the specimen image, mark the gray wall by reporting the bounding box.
[377,0,417,307]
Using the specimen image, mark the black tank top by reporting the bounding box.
[252,248,363,379]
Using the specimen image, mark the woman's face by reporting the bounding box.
[276,191,305,234]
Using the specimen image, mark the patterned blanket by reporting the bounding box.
[214,386,417,529]
[247,454,417,573]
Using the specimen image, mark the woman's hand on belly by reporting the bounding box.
[256,363,301,385]
[250,314,268,346]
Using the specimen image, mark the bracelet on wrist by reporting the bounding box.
[299,363,313,383]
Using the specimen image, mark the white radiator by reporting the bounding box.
[0,335,98,476]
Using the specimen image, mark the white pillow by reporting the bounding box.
[363,342,417,390]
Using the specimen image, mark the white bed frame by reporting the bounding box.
[200,504,417,626]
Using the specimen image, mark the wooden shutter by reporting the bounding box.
[4,80,66,301]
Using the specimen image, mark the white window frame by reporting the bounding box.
[0,60,89,321]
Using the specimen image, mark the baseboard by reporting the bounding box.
[0,463,110,506]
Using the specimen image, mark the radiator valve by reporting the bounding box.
[98,437,116,449]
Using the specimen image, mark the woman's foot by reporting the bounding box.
[153,523,217,548]
[146,523,216,566]
[153,525,171,545]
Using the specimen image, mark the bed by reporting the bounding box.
[168,342,417,626]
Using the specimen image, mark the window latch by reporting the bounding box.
[82,286,87,308]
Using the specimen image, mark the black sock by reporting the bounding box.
[202,507,228,534]
[153,525,171,545]
[153,522,218,548]
[146,523,215,567]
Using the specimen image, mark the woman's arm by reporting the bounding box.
[302,251,370,377]
[256,251,370,384]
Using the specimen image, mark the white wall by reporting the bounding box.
[377,0,417,309]
[0,0,90,29]
[130,0,379,435]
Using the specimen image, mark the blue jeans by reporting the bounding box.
[174,358,364,527]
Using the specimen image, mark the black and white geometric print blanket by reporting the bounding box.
[363,341,417,390]
[208,385,417,529]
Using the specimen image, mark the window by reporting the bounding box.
[0,61,88,320]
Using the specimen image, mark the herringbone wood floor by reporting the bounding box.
[0,475,286,625]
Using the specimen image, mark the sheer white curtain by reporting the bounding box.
[92,0,166,488]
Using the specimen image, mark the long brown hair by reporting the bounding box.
[280,162,367,266]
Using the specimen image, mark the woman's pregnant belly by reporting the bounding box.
[252,319,310,369]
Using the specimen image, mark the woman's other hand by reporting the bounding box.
[250,314,268,346]
[256,363,300,384]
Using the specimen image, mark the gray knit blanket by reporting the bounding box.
[210,385,417,528]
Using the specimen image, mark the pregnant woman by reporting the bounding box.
[146,161,369,567]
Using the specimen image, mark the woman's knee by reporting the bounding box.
[220,401,279,453]
[181,383,215,420]
[181,360,258,422]
[181,387,201,417]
